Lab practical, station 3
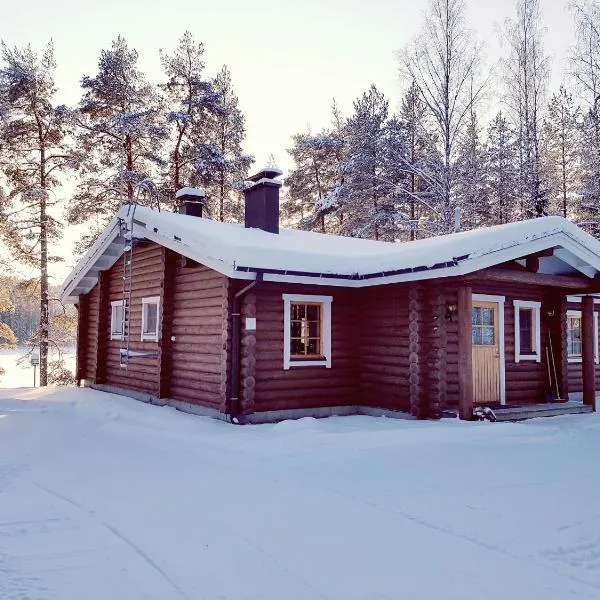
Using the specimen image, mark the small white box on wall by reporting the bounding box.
[245,317,257,331]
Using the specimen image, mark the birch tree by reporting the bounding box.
[0,41,74,385]
[570,2,600,231]
[401,0,484,232]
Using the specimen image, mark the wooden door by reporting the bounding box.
[472,301,500,404]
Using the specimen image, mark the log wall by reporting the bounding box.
[168,260,230,411]
[77,283,99,382]
[565,300,600,393]
[245,282,360,414]
[102,243,163,395]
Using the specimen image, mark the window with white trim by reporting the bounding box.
[567,310,599,364]
[141,296,160,342]
[283,294,332,369]
[110,300,125,340]
[513,300,541,362]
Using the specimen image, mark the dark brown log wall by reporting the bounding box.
[78,283,99,382]
[246,282,360,414]
[168,261,230,411]
[358,284,412,413]
[102,243,163,395]
[566,301,600,393]
[442,281,566,407]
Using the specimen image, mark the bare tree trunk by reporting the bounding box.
[39,145,49,386]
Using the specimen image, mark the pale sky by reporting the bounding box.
[0,0,578,283]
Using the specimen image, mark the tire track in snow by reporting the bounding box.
[32,482,196,600]
[318,483,600,594]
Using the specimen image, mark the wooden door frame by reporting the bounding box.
[472,293,506,405]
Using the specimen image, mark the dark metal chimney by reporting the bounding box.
[176,187,206,217]
[243,168,283,234]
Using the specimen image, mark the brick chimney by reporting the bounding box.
[176,187,206,217]
[243,168,283,234]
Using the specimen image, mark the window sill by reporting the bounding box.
[110,334,123,341]
[568,357,582,363]
[141,334,159,342]
[516,354,540,362]
[286,359,330,369]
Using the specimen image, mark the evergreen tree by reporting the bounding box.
[283,127,343,232]
[502,0,549,218]
[454,91,487,228]
[484,112,520,225]
[160,31,226,208]
[335,85,407,241]
[397,82,441,239]
[67,36,166,249]
[542,86,582,219]
[0,41,74,385]
[205,66,252,222]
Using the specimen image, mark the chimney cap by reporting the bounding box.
[247,167,283,183]
[175,187,206,199]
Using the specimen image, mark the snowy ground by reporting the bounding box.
[0,349,75,388]
[1,387,600,599]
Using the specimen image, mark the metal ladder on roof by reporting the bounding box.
[117,180,161,369]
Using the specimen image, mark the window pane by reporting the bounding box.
[519,309,533,354]
[482,308,494,326]
[291,338,305,355]
[308,320,320,338]
[472,327,482,345]
[112,306,123,333]
[306,304,320,320]
[291,321,302,338]
[472,307,482,326]
[145,304,158,334]
[291,303,305,320]
[482,326,495,345]
[307,339,321,355]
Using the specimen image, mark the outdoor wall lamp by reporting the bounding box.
[445,302,458,321]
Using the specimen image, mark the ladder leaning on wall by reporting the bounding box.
[117,180,161,369]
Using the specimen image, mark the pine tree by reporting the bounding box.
[454,90,487,228]
[283,127,343,232]
[397,82,442,239]
[484,112,520,225]
[67,36,166,249]
[160,31,226,208]
[502,0,549,218]
[205,66,252,222]
[0,41,74,385]
[335,85,407,241]
[542,86,582,219]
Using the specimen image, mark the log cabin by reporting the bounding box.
[61,168,600,423]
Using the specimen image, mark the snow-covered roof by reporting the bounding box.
[175,187,205,198]
[60,206,600,301]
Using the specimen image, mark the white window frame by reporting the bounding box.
[110,300,125,340]
[141,296,161,342]
[513,300,541,363]
[283,293,333,370]
[566,309,599,364]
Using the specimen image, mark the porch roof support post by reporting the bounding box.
[457,286,474,420]
[582,296,596,409]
